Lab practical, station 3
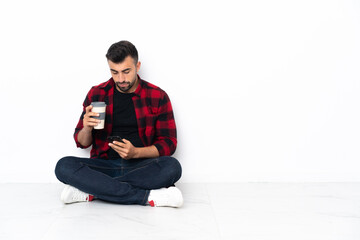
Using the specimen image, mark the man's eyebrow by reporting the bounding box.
[110,68,131,73]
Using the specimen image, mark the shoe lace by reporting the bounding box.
[152,192,170,206]
[72,189,89,202]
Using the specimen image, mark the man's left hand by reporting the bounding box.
[109,139,138,160]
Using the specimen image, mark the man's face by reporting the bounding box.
[108,56,141,93]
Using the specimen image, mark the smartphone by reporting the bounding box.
[107,136,124,143]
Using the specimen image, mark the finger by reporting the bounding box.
[85,118,100,125]
[108,143,119,151]
[109,144,128,157]
[109,143,122,150]
[85,105,93,114]
[86,116,100,121]
[121,139,132,147]
[109,144,122,157]
[110,143,128,153]
[85,121,99,127]
[113,141,125,147]
[87,112,100,117]
[117,149,130,159]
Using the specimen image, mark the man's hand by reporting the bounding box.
[83,105,101,131]
[77,105,100,147]
[109,139,138,160]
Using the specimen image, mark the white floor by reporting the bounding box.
[1,183,360,240]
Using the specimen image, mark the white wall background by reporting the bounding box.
[0,0,359,183]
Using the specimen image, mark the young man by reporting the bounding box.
[55,40,183,207]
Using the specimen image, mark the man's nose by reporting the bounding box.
[117,73,126,82]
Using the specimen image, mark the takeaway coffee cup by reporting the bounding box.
[91,102,106,129]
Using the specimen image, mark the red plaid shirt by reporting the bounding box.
[74,76,177,159]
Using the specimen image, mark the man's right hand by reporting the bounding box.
[83,105,100,131]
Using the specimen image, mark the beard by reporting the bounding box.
[116,82,131,92]
[115,76,136,92]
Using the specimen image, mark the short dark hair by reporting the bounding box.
[106,40,138,64]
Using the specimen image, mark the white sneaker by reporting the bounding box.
[148,187,183,208]
[60,185,94,204]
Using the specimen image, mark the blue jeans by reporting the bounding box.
[55,156,182,205]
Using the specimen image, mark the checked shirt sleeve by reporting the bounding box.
[153,92,177,156]
[73,92,92,149]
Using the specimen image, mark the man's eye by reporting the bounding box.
[112,72,118,75]
[124,71,130,74]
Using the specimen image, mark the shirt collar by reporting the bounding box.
[101,78,114,92]
[133,75,143,97]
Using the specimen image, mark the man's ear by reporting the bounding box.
[136,61,141,72]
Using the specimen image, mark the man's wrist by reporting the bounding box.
[133,147,140,158]
[82,126,93,133]
[134,145,159,159]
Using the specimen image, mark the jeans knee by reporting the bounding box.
[162,156,182,183]
[55,156,78,183]
[172,157,182,180]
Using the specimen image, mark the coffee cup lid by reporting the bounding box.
[91,102,106,107]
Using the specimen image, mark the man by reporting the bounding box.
[55,40,183,207]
